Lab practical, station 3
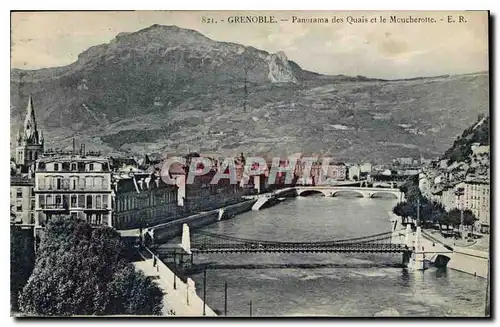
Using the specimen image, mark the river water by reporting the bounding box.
[169,196,487,317]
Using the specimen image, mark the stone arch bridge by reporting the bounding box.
[294,186,405,201]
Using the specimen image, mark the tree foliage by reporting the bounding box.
[447,208,478,228]
[18,216,163,316]
[11,226,36,313]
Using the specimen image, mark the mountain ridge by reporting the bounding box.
[10,24,489,163]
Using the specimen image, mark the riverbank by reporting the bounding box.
[423,230,489,278]
[118,199,258,243]
[388,211,489,278]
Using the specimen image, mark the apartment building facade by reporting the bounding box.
[34,150,113,227]
[112,171,179,230]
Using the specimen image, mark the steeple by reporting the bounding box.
[15,95,44,168]
[23,95,40,144]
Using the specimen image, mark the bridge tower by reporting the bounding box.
[404,224,412,246]
[407,226,428,271]
[180,223,192,254]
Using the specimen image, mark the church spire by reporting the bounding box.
[23,95,40,144]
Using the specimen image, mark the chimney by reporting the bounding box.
[80,144,86,157]
[73,138,76,155]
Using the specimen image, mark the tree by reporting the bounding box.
[392,201,415,225]
[18,216,163,316]
[447,209,463,230]
[429,201,447,231]
[462,209,478,234]
[11,226,36,313]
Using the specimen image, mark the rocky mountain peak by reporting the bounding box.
[267,51,298,83]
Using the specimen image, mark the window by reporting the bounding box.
[89,163,94,171]
[63,196,69,209]
[71,195,77,208]
[86,195,93,209]
[56,178,62,190]
[96,195,102,209]
[78,195,85,208]
[16,204,22,212]
[31,199,35,210]
[63,178,70,190]
[16,188,22,198]
[39,195,45,208]
[30,187,34,196]
[46,176,53,189]
[54,163,59,171]
[46,195,52,206]
[55,195,62,205]
[71,178,77,190]
[71,163,77,171]
[102,195,108,209]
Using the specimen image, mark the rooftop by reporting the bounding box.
[38,152,109,163]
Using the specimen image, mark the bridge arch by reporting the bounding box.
[331,190,365,198]
[369,191,400,200]
[434,254,451,268]
[297,189,329,197]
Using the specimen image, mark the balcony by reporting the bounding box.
[36,185,111,192]
[41,203,69,212]
[83,206,110,213]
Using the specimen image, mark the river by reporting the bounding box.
[166,196,487,317]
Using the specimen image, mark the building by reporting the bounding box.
[347,165,361,181]
[471,143,489,156]
[456,179,490,229]
[34,147,113,227]
[112,171,179,230]
[327,163,347,181]
[438,179,490,232]
[359,162,372,174]
[15,96,44,174]
[10,96,43,225]
[169,156,244,213]
[397,157,414,166]
[10,176,35,225]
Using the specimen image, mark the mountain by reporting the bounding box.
[10,24,489,163]
[441,115,490,164]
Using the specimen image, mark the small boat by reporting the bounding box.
[278,197,286,201]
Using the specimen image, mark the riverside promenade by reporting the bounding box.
[133,249,217,317]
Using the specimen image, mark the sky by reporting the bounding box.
[11,10,489,79]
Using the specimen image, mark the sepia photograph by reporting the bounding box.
[9,10,490,317]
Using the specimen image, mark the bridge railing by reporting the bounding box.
[194,230,394,244]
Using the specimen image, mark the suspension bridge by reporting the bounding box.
[153,224,411,260]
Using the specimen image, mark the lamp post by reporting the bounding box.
[485,254,490,316]
[203,269,207,316]
[224,282,228,316]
